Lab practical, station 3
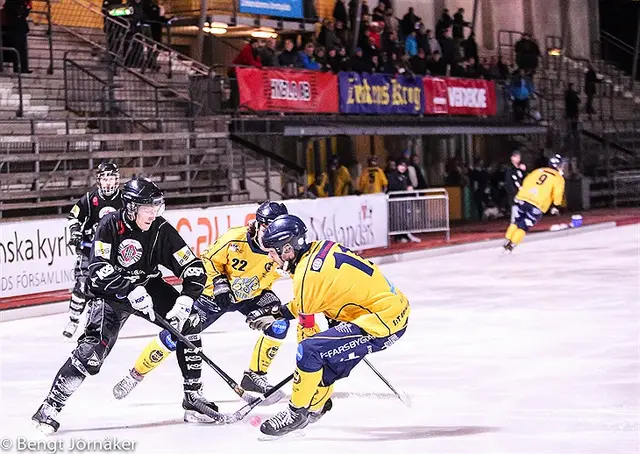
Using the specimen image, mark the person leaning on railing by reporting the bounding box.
[1,0,31,73]
[387,158,421,244]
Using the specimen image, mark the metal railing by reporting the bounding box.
[0,47,25,117]
[613,170,640,207]
[63,57,111,116]
[30,0,55,74]
[387,189,450,241]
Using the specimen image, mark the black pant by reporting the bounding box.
[44,278,203,410]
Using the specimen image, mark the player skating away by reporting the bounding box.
[32,178,222,435]
[63,162,123,338]
[504,154,566,252]
[245,214,410,437]
[112,201,292,403]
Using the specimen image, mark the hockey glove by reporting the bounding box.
[68,230,82,248]
[166,295,193,332]
[128,286,155,322]
[246,304,285,331]
[212,276,235,312]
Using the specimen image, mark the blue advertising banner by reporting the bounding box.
[238,0,304,19]
[338,72,425,115]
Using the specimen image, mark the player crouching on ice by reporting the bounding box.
[245,214,411,437]
[112,201,292,404]
[504,154,566,252]
[32,178,222,435]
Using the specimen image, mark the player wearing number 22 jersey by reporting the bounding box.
[504,154,566,252]
[245,214,410,437]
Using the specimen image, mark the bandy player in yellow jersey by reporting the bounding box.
[504,154,566,252]
[245,214,410,437]
[111,201,291,405]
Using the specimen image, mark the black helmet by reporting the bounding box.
[96,162,120,197]
[549,154,565,171]
[261,214,309,272]
[368,156,378,167]
[122,178,165,218]
[256,201,288,226]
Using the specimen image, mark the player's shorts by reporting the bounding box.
[513,200,543,232]
[296,321,407,386]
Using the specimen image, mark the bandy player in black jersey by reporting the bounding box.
[63,162,123,338]
[32,178,223,435]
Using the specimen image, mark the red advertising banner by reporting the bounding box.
[423,77,497,116]
[236,67,339,113]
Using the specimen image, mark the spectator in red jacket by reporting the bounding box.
[233,39,262,68]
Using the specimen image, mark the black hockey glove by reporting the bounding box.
[326,317,340,328]
[246,304,285,331]
[68,230,82,248]
[212,276,235,312]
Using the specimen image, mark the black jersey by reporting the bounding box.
[88,210,206,303]
[68,189,123,256]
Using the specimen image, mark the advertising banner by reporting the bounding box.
[1,195,388,301]
[238,0,304,19]
[423,77,497,116]
[236,67,339,113]
[339,72,424,115]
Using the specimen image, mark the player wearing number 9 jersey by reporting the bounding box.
[245,214,410,437]
[504,154,566,251]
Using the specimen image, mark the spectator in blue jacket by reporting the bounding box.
[509,69,535,122]
[299,42,321,70]
[405,31,418,57]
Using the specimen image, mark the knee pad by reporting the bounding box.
[296,339,322,371]
[264,319,289,340]
[73,340,103,375]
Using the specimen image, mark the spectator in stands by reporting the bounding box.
[372,1,385,22]
[514,33,541,75]
[400,7,420,39]
[439,26,458,66]
[321,20,342,51]
[427,50,447,76]
[350,47,370,73]
[233,39,262,68]
[142,0,166,44]
[565,82,581,139]
[465,57,481,79]
[385,156,396,176]
[387,158,420,243]
[384,8,398,38]
[358,156,388,194]
[410,47,428,75]
[370,53,384,73]
[504,150,526,214]
[435,8,452,38]
[405,30,418,57]
[415,22,428,53]
[450,58,468,78]
[315,46,331,71]
[509,69,535,122]
[426,29,441,56]
[2,0,31,73]
[462,32,478,61]
[259,37,279,67]
[333,0,348,28]
[310,171,328,198]
[299,42,321,70]
[584,61,599,115]
[278,39,300,67]
[410,154,428,189]
[452,8,469,40]
[329,155,353,196]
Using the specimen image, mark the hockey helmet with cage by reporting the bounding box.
[256,201,288,226]
[96,162,120,197]
[122,178,165,219]
[548,154,565,171]
[261,214,309,273]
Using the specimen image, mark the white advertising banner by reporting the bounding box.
[0,194,388,300]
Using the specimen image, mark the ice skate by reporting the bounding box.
[62,319,79,338]
[113,369,144,399]
[31,402,60,435]
[241,370,285,406]
[503,240,515,253]
[260,404,309,437]
[308,398,332,424]
[182,386,225,424]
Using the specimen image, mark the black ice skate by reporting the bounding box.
[503,240,515,252]
[62,318,79,338]
[308,398,332,425]
[241,370,285,406]
[260,404,309,437]
[32,401,61,435]
[182,386,225,424]
[113,369,144,399]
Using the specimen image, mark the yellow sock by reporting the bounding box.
[309,384,334,412]
[291,368,323,409]
[297,322,321,343]
[133,335,172,376]
[505,224,518,241]
[512,228,527,245]
[249,335,283,374]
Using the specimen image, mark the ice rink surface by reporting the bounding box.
[1,225,639,454]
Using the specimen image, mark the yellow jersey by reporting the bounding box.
[332,165,352,197]
[516,167,565,212]
[200,226,281,301]
[286,240,410,338]
[358,167,388,194]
